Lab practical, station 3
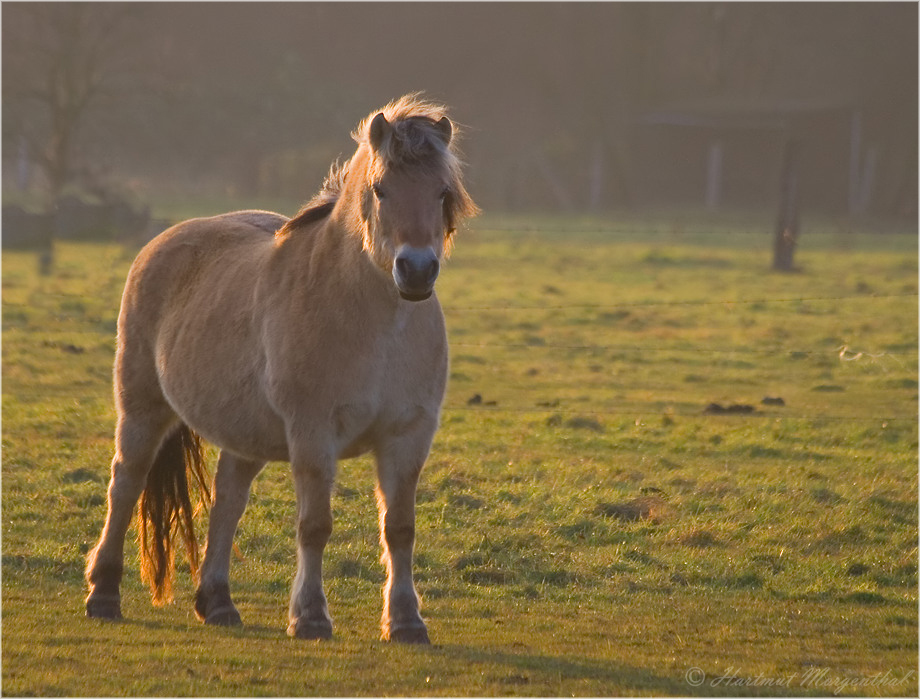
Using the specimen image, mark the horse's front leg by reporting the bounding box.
[287,444,336,640]
[195,451,264,626]
[375,424,435,644]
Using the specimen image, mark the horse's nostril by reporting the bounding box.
[395,257,412,279]
[425,258,440,285]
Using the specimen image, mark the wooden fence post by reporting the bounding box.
[773,139,800,272]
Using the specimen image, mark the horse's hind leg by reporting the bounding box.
[195,451,264,626]
[85,406,176,618]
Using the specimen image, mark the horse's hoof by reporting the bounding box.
[86,594,122,620]
[385,624,430,644]
[205,605,242,627]
[288,618,333,640]
[195,585,241,626]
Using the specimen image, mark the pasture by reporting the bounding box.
[2,213,917,696]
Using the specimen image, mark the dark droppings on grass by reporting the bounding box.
[547,415,604,432]
[448,492,485,510]
[729,572,764,589]
[703,402,756,415]
[62,467,103,483]
[42,340,85,354]
[467,393,497,406]
[463,567,513,585]
[335,484,360,499]
[840,590,888,605]
[566,416,603,432]
[595,495,668,522]
[751,553,785,575]
[810,486,844,504]
[886,377,918,390]
[805,525,870,554]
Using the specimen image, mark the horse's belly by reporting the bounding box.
[195,402,290,463]
[156,352,290,462]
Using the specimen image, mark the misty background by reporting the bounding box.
[3,2,917,224]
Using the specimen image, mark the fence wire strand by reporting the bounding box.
[442,292,918,313]
[4,388,915,424]
[4,281,916,425]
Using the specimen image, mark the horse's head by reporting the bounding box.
[352,96,478,302]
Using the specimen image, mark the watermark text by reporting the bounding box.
[684,666,916,695]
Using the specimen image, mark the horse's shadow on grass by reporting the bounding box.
[443,644,679,694]
[92,615,280,639]
[439,645,809,697]
[89,617,812,696]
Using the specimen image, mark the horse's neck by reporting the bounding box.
[275,213,395,310]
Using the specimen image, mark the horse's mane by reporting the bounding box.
[278,94,477,240]
[353,94,456,166]
[277,161,345,235]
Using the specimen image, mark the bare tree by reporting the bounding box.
[4,3,139,271]
[5,4,138,201]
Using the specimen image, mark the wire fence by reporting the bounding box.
[6,291,917,312]
[4,282,917,424]
[465,221,919,236]
[439,290,918,423]
[4,390,915,423]
[441,292,918,313]
[450,341,917,361]
[440,404,916,423]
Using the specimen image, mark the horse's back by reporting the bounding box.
[146,210,287,259]
[126,210,286,306]
[216,210,289,235]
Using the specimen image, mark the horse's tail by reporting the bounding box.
[138,424,211,606]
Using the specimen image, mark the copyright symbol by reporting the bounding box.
[685,667,706,687]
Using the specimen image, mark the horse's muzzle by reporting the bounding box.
[393,246,439,302]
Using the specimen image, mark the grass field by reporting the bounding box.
[2,212,917,696]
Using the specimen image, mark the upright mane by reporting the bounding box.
[277,161,345,235]
[352,94,454,166]
[279,94,478,239]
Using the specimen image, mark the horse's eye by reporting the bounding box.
[439,188,451,202]
[372,184,385,200]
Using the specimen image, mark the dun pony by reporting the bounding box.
[85,94,478,643]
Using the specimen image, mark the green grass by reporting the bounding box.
[3,214,917,696]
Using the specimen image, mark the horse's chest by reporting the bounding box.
[332,395,435,459]
[266,305,447,458]
[329,334,446,457]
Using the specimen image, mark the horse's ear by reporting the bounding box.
[435,116,452,145]
[369,113,391,151]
